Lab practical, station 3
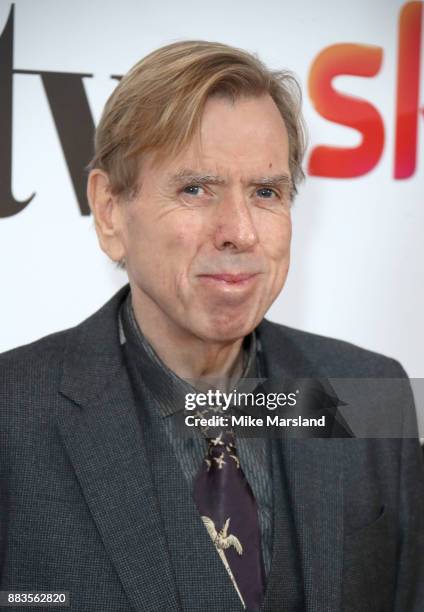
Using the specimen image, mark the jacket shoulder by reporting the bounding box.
[0,327,71,362]
[0,284,129,374]
[0,285,128,435]
[0,327,74,416]
[260,319,407,378]
[0,326,73,378]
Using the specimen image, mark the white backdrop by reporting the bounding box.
[0,1,422,395]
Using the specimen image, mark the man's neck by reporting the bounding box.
[129,288,245,385]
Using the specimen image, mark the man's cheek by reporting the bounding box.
[264,227,291,262]
[277,223,292,257]
[163,223,204,264]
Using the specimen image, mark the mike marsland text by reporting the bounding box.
[185,414,326,428]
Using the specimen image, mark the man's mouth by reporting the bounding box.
[198,273,259,285]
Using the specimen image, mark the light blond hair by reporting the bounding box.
[88,40,306,203]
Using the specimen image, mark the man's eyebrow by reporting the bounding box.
[167,169,226,186]
[251,174,292,188]
[167,169,293,190]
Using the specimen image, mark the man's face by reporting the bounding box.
[117,94,292,343]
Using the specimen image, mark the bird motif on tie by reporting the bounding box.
[201,516,243,555]
[201,516,246,608]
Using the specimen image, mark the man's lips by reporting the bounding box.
[198,273,259,284]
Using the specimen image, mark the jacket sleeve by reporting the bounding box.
[393,364,424,611]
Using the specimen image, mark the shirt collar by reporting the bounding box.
[119,290,258,417]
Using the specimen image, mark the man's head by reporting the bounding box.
[87,40,306,344]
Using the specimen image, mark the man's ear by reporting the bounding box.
[87,169,126,263]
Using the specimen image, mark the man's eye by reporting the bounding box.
[257,187,277,199]
[182,184,204,196]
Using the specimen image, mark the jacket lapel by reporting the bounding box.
[56,285,182,612]
[256,319,345,612]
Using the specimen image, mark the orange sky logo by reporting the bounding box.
[308,1,423,179]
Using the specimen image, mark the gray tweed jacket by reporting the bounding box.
[1,284,423,611]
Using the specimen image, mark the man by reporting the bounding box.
[0,41,423,612]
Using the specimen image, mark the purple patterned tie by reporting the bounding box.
[193,420,266,611]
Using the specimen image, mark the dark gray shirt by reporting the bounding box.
[118,291,273,577]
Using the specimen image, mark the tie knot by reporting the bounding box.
[206,430,237,460]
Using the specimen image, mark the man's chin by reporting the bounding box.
[194,313,260,344]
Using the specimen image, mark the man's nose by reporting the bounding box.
[213,192,259,252]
